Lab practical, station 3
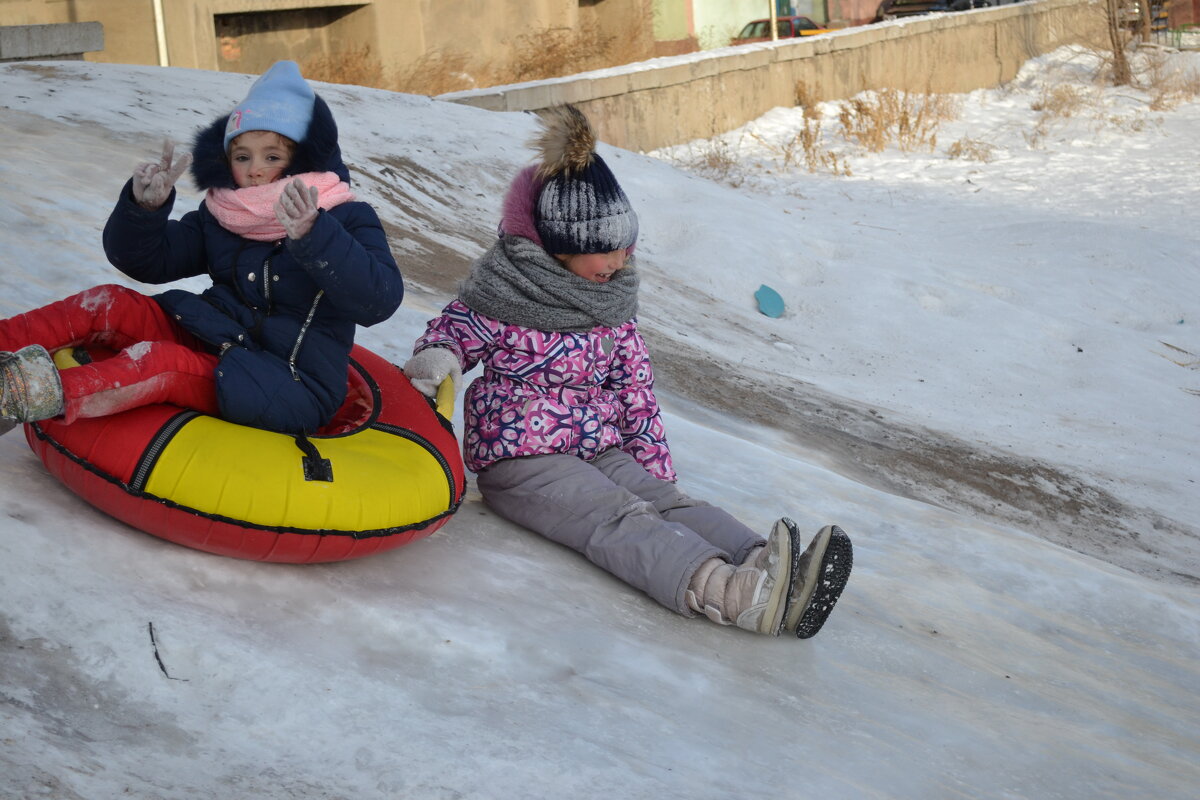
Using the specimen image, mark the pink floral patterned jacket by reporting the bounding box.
[414,300,675,481]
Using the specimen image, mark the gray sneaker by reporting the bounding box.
[779,521,853,639]
[729,519,795,634]
[691,518,795,635]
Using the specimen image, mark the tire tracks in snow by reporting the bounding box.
[645,329,1200,588]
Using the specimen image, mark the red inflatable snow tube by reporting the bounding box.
[24,345,466,563]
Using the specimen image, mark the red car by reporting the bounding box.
[731,15,831,45]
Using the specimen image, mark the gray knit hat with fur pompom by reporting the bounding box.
[532,106,638,255]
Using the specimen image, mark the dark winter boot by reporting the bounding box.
[685,519,794,635]
[0,345,65,436]
[779,520,853,639]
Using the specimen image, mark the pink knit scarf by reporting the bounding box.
[205,172,355,241]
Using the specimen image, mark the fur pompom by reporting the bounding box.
[532,105,596,179]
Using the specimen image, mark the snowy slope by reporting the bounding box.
[1,54,1198,799]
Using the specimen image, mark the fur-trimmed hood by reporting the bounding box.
[498,164,545,245]
[189,94,350,191]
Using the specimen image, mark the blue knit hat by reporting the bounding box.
[223,61,315,153]
[532,106,638,255]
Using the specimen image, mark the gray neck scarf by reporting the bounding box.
[458,236,639,333]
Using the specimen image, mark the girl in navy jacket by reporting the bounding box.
[1,61,402,436]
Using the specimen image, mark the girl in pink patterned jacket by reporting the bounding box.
[404,106,852,639]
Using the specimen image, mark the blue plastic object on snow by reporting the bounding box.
[755,284,785,318]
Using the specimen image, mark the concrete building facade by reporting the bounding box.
[0,0,659,86]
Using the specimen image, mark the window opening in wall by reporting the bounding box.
[214,5,366,74]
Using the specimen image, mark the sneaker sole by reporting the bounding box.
[780,520,829,632]
[794,526,853,640]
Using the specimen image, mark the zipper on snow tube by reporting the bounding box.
[372,422,457,497]
[130,410,202,492]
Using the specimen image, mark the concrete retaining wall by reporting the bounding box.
[0,22,103,63]
[441,0,1107,151]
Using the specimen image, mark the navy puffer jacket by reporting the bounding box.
[103,95,403,433]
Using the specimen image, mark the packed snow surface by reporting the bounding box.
[1,46,1198,799]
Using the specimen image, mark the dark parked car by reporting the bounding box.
[875,0,1023,22]
[731,15,831,45]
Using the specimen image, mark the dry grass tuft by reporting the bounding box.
[1025,83,1094,147]
[301,7,654,95]
[680,134,747,187]
[784,82,851,175]
[837,89,958,153]
[511,25,601,84]
[1139,49,1200,110]
[1030,84,1088,117]
[657,120,749,188]
[946,136,996,162]
[509,19,648,84]
[393,49,478,95]
[301,45,385,89]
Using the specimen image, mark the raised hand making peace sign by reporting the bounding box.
[131,140,192,211]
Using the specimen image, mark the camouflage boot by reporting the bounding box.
[0,345,65,436]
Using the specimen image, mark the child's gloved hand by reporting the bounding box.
[403,347,462,398]
[275,177,321,240]
[132,140,192,211]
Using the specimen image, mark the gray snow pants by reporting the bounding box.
[474,448,764,615]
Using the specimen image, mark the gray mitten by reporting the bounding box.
[275,177,321,240]
[403,347,462,398]
[132,140,192,211]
